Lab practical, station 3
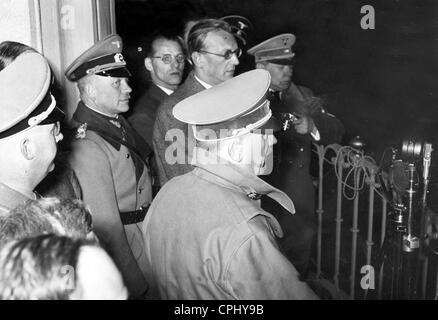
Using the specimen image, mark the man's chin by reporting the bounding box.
[118,102,130,113]
[278,82,292,91]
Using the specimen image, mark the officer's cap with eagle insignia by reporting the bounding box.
[220,15,253,46]
[0,52,65,139]
[247,33,296,65]
[173,69,281,142]
[65,34,131,81]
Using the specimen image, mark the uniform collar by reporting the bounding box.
[73,101,125,150]
[82,102,118,118]
[192,148,295,215]
[0,182,33,213]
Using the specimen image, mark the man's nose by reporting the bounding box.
[284,65,293,75]
[270,134,277,146]
[231,54,240,66]
[122,79,132,93]
[170,58,180,68]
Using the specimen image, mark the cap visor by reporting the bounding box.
[97,67,131,78]
[266,58,294,66]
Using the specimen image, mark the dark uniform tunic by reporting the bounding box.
[70,102,153,299]
[262,83,344,273]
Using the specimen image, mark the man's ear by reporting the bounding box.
[144,57,153,72]
[256,62,265,70]
[227,138,243,163]
[20,137,35,160]
[84,80,97,102]
[191,51,203,68]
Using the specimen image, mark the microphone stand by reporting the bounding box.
[416,143,432,298]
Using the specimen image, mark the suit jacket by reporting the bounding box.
[152,72,205,186]
[142,150,318,300]
[128,83,168,148]
[69,102,153,299]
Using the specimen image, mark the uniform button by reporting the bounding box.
[300,148,304,152]
[138,187,143,194]
[126,153,130,159]
[299,164,304,168]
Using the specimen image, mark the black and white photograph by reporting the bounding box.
[0,0,437,306]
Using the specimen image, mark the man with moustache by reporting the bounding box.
[0,42,64,214]
[65,34,153,299]
[129,33,185,149]
[152,18,241,186]
[248,34,344,275]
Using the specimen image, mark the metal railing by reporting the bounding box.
[312,143,438,300]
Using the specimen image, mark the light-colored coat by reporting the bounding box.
[0,182,31,215]
[142,151,318,300]
[70,104,153,299]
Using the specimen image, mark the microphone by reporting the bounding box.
[423,142,433,181]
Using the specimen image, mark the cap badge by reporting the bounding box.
[114,53,124,63]
[247,192,262,200]
[238,21,248,30]
[76,123,88,139]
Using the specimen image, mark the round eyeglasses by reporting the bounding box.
[198,48,242,60]
[151,54,186,64]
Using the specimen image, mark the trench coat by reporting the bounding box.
[69,102,153,299]
[0,182,32,215]
[142,150,319,300]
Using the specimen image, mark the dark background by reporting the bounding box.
[116,0,438,170]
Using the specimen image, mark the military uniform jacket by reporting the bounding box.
[0,182,32,215]
[70,102,153,299]
[129,83,168,148]
[264,83,344,217]
[142,150,318,300]
[152,72,205,186]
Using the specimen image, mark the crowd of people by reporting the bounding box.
[0,15,344,299]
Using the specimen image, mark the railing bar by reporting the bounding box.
[435,266,438,300]
[316,145,324,278]
[349,168,360,299]
[421,257,428,299]
[366,170,375,266]
[378,198,387,299]
[333,155,343,289]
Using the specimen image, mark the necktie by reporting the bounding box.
[270,90,281,103]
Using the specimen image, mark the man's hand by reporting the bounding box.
[292,115,315,135]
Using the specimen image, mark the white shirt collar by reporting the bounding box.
[155,84,174,96]
[194,75,213,89]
